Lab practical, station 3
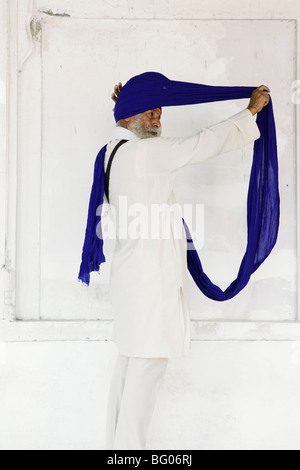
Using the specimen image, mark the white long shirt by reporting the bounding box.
[104,109,260,358]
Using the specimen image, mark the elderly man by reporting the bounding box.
[99,77,270,450]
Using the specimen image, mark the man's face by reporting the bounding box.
[127,109,162,139]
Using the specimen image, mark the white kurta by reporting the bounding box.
[104,109,260,358]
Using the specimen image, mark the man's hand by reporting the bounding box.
[111,82,123,110]
[248,85,271,115]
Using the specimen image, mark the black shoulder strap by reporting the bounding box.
[105,139,128,203]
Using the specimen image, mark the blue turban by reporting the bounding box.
[79,72,279,302]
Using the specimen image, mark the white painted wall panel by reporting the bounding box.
[38,18,296,321]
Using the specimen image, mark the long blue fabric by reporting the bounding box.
[78,72,279,301]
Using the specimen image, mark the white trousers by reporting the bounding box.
[105,353,169,450]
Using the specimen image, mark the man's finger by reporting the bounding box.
[258,85,270,92]
[114,83,122,94]
[112,82,123,104]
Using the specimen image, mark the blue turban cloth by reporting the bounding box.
[78,72,279,301]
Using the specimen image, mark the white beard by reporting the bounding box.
[128,114,162,139]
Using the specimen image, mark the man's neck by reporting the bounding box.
[110,126,137,142]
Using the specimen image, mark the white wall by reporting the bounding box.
[1,0,300,450]
[37,17,296,322]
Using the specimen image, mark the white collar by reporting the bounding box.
[109,126,137,142]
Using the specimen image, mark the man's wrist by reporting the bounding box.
[247,106,257,116]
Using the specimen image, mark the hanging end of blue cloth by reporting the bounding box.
[77,254,106,286]
[78,273,91,287]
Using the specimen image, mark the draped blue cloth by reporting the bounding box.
[78,144,108,286]
[79,72,279,301]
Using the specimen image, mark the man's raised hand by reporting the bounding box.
[248,85,271,115]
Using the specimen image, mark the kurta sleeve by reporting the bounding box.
[137,109,261,175]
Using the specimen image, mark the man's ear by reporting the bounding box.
[117,118,130,129]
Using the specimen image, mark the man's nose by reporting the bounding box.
[152,118,161,128]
